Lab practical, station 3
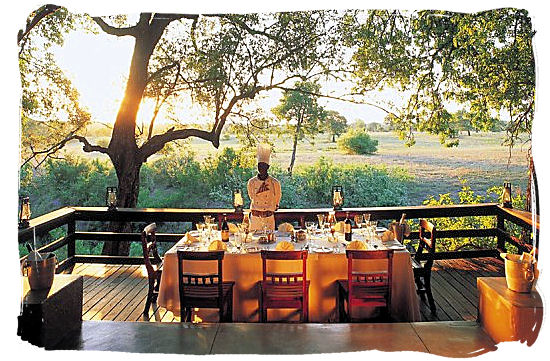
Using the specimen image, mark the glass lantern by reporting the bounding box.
[106,187,118,211]
[233,188,244,212]
[19,196,31,229]
[332,185,344,210]
[501,182,512,208]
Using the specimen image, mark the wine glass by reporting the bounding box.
[305,221,316,236]
[316,214,325,234]
[196,223,205,242]
[354,214,364,234]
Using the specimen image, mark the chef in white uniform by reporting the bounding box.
[247,144,282,231]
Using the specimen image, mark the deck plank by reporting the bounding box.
[70,257,504,323]
[87,266,144,320]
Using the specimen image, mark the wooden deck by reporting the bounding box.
[66,257,504,323]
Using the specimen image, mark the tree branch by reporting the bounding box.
[72,135,109,153]
[91,17,141,37]
[17,4,61,45]
[139,128,214,161]
[146,62,179,84]
[21,134,108,168]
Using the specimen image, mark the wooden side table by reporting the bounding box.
[477,277,543,345]
[18,274,83,349]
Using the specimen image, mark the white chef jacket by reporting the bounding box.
[247,175,282,231]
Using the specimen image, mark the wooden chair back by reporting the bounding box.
[177,250,225,310]
[261,249,307,282]
[345,249,394,308]
[141,223,162,277]
[416,219,437,268]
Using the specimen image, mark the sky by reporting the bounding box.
[4,0,550,360]
[53,20,393,128]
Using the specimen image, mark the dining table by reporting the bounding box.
[157,227,421,322]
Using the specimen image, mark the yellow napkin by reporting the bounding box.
[275,241,295,251]
[278,222,295,233]
[208,240,227,251]
[334,221,346,233]
[228,223,239,234]
[346,240,367,250]
[381,230,394,242]
[184,232,200,244]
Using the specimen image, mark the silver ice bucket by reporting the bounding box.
[21,252,57,290]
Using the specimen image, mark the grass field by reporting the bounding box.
[65,130,529,206]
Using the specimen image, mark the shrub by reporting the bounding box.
[337,129,378,155]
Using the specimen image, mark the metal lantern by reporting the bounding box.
[19,196,31,229]
[332,185,344,210]
[233,188,244,212]
[106,187,118,211]
[502,182,512,208]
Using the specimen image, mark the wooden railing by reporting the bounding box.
[18,204,538,272]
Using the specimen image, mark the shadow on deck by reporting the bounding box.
[67,257,504,323]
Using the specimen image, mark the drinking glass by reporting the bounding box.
[316,214,325,233]
[354,214,364,234]
[196,223,205,242]
[305,221,316,235]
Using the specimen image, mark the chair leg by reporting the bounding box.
[186,307,192,322]
[259,284,265,323]
[303,297,309,323]
[336,287,342,323]
[227,289,233,322]
[414,275,426,301]
[425,276,436,313]
[143,287,153,315]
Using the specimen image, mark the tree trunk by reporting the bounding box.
[288,118,302,176]
[101,158,143,256]
[332,133,335,142]
[100,22,163,256]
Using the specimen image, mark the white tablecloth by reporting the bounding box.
[158,231,421,322]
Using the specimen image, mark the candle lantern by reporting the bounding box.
[332,185,344,210]
[106,187,118,211]
[501,182,512,208]
[233,188,244,212]
[19,196,31,229]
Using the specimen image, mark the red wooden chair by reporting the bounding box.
[177,250,234,322]
[337,249,394,322]
[259,250,309,322]
[141,223,163,315]
[413,219,437,313]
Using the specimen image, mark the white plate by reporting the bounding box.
[245,246,261,253]
[311,247,334,253]
[376,227,388,232]
[387,245,406,250]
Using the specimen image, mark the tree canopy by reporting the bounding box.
[272,81,326,174]
[345,9,535,147]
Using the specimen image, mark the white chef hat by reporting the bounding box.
[257,143,271,165]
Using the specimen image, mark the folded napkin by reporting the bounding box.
[381,230,394,242]
[346,240,367,250]
[278,222,294,233]
[228,223,239,234]
[208,240,227,251]
[183,232,200,244]
[275,241,295,251]
[333,221,346,233]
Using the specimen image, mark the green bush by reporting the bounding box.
[417,179,526,252]
[337,129,378,155]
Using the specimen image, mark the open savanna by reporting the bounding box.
[64,130,529,206]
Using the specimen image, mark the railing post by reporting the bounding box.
[496,213,506,252]
[67,219,76,260]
